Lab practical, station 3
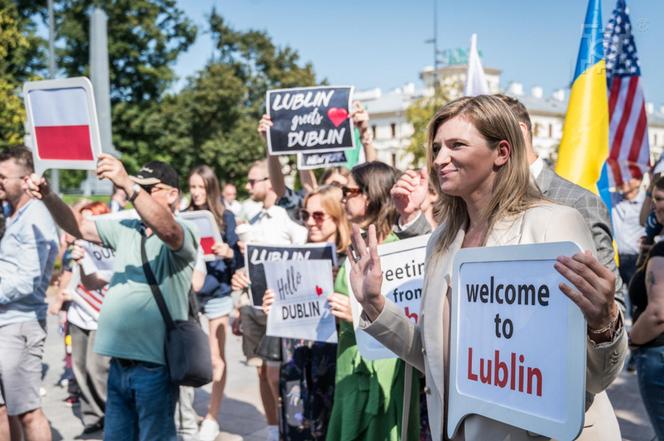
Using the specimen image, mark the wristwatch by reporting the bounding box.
[128,183,142,203]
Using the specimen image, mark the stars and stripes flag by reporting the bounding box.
[604,0,650,188]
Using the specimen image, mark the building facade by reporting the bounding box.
[357,64,664,171]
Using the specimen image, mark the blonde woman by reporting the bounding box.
[348,95,627,440]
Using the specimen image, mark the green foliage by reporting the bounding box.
[0,0,45,147]
[54,0,197,104]
[405,87,454,167]
[114,11,318,194]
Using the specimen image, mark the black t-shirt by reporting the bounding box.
[629,240,664,347]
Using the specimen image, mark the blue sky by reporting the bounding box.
[173,0,664,105]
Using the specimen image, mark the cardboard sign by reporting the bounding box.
[264,260,337,343]
[347,234,429,360]
[266,86,355,155]
[448,242,586,440]
[23,77,102,176]
[65,265,107,321]
[245,243,337,307]
[298,150,348,170]
[178,210,223,261]
[80,240,116,276]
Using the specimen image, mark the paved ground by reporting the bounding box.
[39,315,655,441]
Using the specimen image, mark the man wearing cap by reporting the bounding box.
[27,154,198,441]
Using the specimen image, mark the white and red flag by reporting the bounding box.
[23,77,102,175]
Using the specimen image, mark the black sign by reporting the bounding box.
[266,86,355,155]
[245,243,338,307]
[298,150,348,170]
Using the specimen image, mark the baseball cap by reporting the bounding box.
[130,161,179,189]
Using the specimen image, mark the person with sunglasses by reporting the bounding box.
[326,161,421,441]
[262,185,351,440]
[231,159,308,441]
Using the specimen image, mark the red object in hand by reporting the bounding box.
[200,236,215,255]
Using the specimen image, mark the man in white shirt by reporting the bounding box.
[234,159,306,441]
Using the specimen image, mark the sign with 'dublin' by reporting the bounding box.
[266,86,355,155]
[264,260,337,343]
[448,242,586,441]
[348,234,430,360]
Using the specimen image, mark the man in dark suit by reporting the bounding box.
[499,94,625,310]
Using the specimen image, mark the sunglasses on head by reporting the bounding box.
[341,186,362,199]
[299,209,327,223]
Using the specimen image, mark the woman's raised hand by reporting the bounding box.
[555,250,620,342]
[348,224,385,321]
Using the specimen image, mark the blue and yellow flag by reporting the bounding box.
[555,0,610,198]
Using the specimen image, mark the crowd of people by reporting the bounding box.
[0,94,661,441]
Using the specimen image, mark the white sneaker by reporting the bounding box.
[197,419,220,441]
[266,425,279,441]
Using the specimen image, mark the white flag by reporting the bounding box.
[464,34,490,96]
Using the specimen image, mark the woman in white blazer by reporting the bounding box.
[348,95,627,441]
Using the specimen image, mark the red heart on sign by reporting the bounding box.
[327,108,349,127]
[315,285,323,296]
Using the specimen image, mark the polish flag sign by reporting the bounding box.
[23,77,102,175]
[178,210,223,261]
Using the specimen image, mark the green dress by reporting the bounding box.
[326,235,420,441]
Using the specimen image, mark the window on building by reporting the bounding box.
[548,124,553,138]
[533,123,542,138]
[390,123,396,138]
[391,153,397,167]
[372,125,377,139]
[654,133,658,146]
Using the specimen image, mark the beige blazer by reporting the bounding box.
[361,203,628,441]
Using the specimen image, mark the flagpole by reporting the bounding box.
[47,0,60,195]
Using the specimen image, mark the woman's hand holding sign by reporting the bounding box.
[554,250,620,343]
[348,224,385,322]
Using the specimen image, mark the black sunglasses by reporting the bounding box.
[248,177,269,186]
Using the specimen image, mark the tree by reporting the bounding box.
[54,0,196,104]
[404,84,456,167]
[116,11,319,192]
[0,0,45,147]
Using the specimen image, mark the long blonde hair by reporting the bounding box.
[427,95,542,254]
[304,185,351,254]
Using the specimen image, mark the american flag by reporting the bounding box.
[604,0,650,188]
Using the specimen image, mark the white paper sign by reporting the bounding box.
[448,242,586,441]
[178,210,223,261]
[264,260,337,343]
[348,234,430,360]
[23,77,102,176]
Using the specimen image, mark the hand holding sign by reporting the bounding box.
[554,250,619,337]
[258,114,273,141]
[25,173,51,201]
[96,153,132,191]
[327,293,353,323]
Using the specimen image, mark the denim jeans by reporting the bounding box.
[104,358,178,441]
[635,345,664,440]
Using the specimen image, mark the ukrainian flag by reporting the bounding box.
[555,0,609,197]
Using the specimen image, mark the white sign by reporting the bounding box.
[264,260,337,343]
[448,242,586,440]
[23,77,102,176]
[178,210,223,261]
[348,234,430,360]
[80,240,116,276]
